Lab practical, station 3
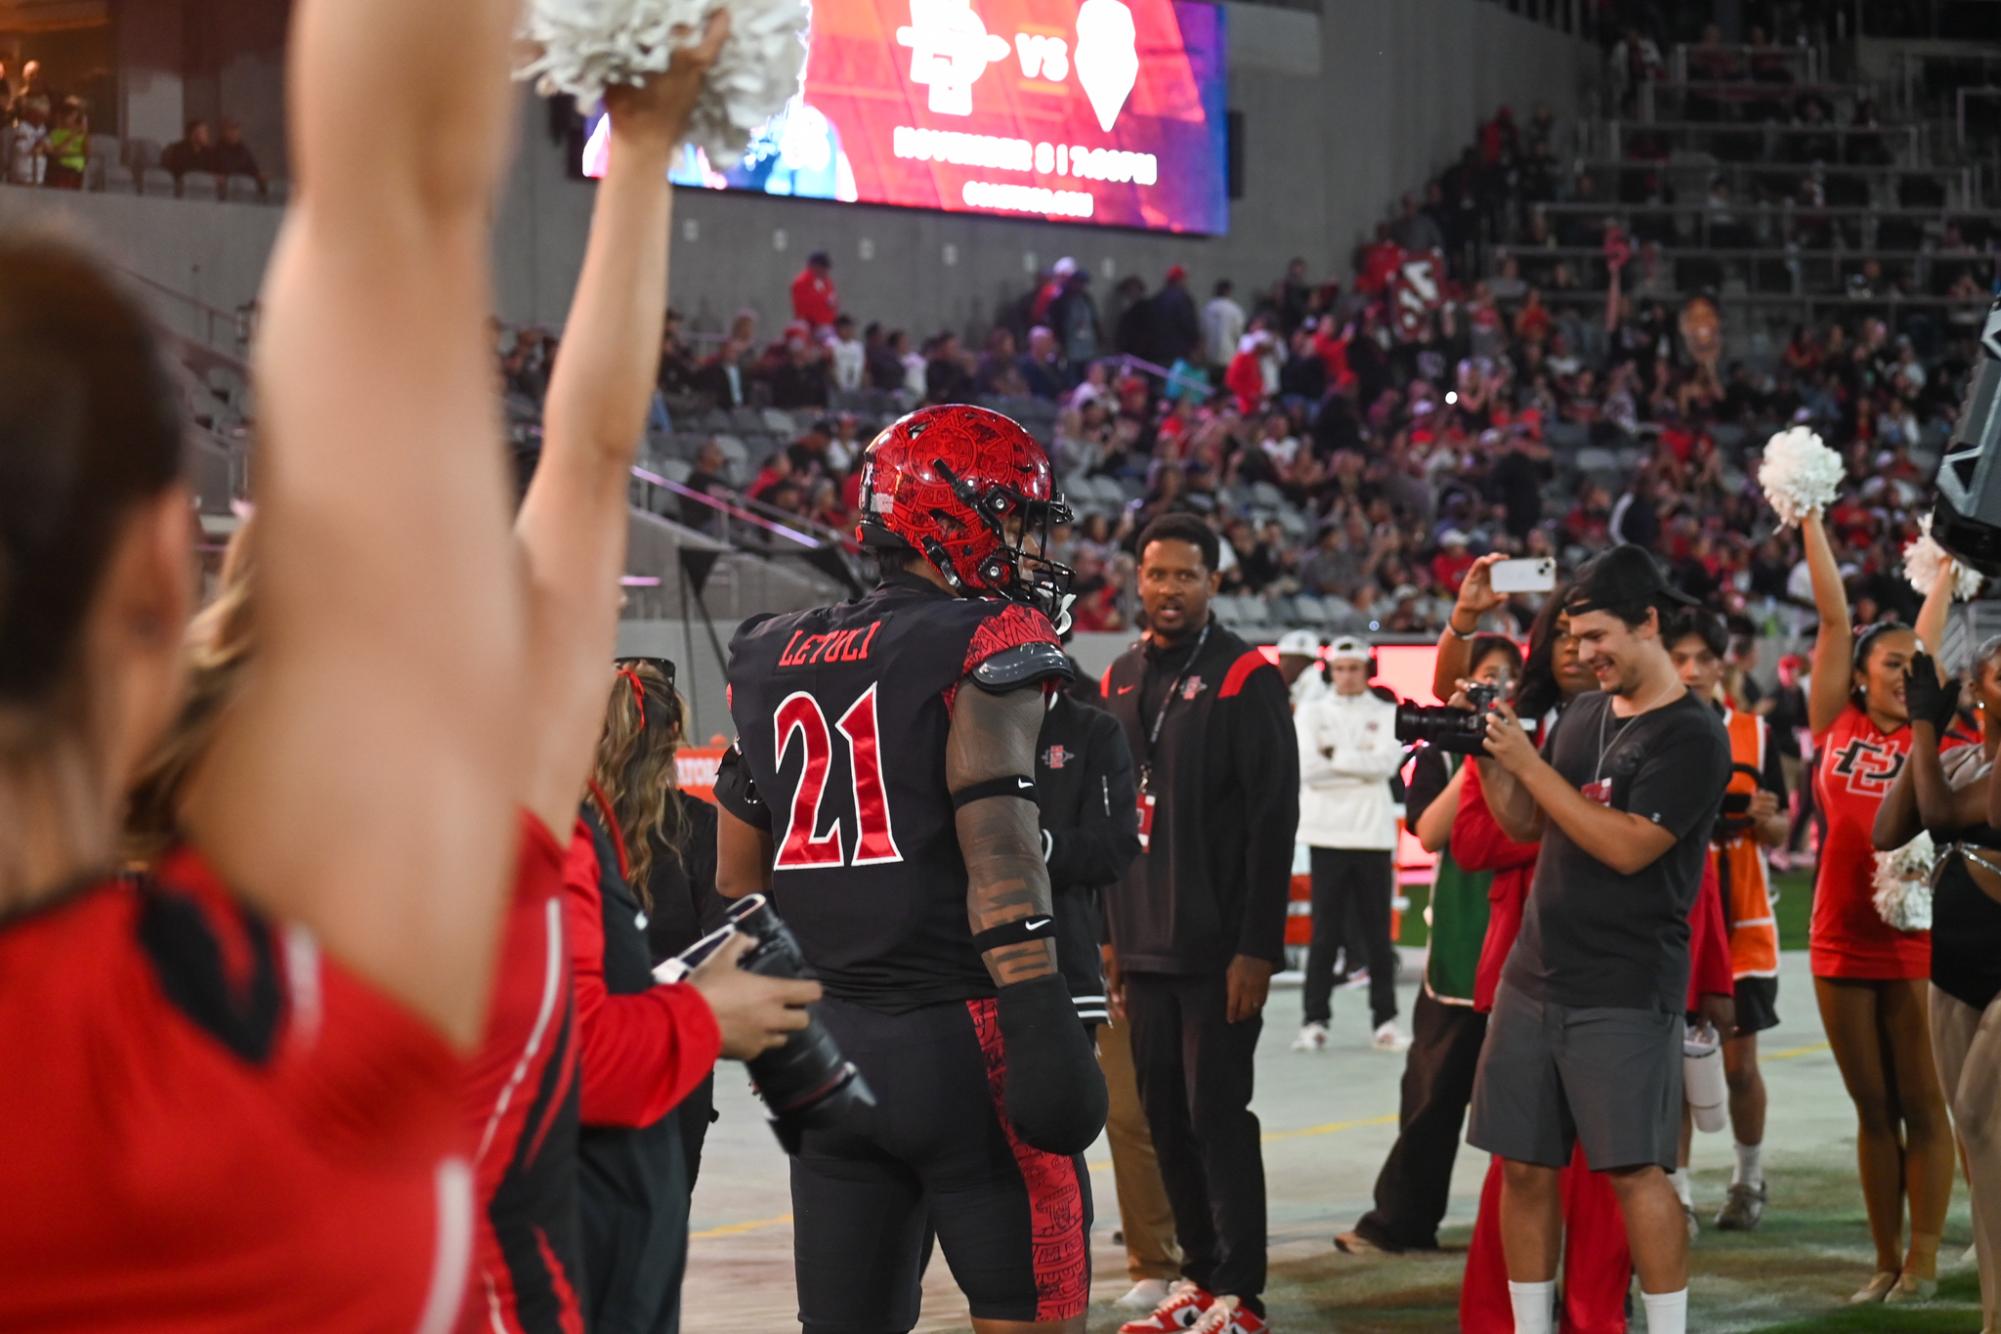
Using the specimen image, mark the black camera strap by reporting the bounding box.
[1136,621,1211,795]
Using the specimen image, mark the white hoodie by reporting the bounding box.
[1294,689,1403,850]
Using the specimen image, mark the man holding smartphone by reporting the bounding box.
[1466,546,1731,1334]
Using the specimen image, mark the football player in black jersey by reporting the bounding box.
[713,404,1108,1333]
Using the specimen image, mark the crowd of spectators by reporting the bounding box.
[0,57,265,197]
[484,59,1993,649]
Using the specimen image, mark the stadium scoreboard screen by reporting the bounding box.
[582,0,1229,235]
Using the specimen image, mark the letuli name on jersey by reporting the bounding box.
[777,622,883,669]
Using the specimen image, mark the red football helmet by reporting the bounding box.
[857,404,1073,617]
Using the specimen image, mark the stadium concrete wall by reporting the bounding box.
[10,0,1588,342]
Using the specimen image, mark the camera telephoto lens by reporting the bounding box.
[720,896,875,1153]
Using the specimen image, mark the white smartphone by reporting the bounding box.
[1490,557,1556,595]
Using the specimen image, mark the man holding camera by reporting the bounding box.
[1293,637,1407,1053]
[1466,547,1732,1334]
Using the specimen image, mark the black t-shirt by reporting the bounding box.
[1503,689,1731,1012]
[715,576,1067,1011]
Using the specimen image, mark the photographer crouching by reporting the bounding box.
[1464,547,1732,1334]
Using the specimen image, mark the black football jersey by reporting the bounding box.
[718,573,1066,1011]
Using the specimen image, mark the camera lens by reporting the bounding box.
[712,896,876,1152]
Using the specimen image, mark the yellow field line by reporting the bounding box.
[1766,1040,1832,1062]
[692,1112,1400,1239]
[692,1211,796,1240]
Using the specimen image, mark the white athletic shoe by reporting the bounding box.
[1339,968,1372,992]
[1291,1022,1329,1052]
[1371,1022,1410,1052]
[1114,1279,1173,1310]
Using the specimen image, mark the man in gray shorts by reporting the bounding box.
[1467,546,1731,1334]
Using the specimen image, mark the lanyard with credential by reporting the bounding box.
[1136,621,1211,796]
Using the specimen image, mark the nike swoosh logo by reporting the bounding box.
[1017,777,1035,789]
[1117,685,1136,695]
[1023,917,1052,932]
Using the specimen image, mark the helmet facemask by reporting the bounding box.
[932,461,1076,631]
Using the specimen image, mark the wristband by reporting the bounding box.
[952,774,1038,808]
[972,914,1058,955]
[1446,618,1477,642]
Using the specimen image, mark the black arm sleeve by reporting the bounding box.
[710,743,771,831]
[1045,708,1142,891]
[682,796,729,934]
[1760,733,1789,804]
[1230,661,1303,964]
[1403,747,1452,828]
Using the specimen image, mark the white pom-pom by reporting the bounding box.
[1872,832,1936,933]
[515,0,810,169]
[1756,426,1844,528]
[1903,512,1984,602]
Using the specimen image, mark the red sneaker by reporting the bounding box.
[1188,1298,1270,1334]
[1117,1281,1214,1333]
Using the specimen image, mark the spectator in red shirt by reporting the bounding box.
[1431,530,1476,593]
[790,250,838,330]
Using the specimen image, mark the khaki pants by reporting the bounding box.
[1097,1015,1180,1283]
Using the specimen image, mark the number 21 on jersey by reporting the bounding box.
[773,686,904,870]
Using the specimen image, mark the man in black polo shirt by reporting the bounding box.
[1466,546,1731,1334]
[1102,514,1299,1334]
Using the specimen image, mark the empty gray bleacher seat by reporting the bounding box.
[182,174,220,201]
[139,167,177,198]
[711,434,749,470]
[263,177,290,205]
[225,175,262,203]
[102,163,135,193]
[1291,595,1329,625]
[1573,446,1618,475]
[762,407,798,435]
[123,138,160,173]
[1250,481,1285,510]
[657,457,693,485]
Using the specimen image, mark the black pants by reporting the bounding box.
[677,1074,715,1193]
[1352,988,1488,1251]
[1303,847,1398,1029]
[1125,969,1267,1316]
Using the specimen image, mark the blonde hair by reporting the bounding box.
[591,660,689,908]
[124,518,257,866]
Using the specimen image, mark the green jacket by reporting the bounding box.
[1419,753,1493,1005]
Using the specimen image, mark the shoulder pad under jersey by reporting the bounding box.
[970,641,1075,693]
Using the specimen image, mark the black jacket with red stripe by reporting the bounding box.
[1100,620,1300,976]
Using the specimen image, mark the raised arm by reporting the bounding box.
[1434,554,1508,702]
[184,0,526,1047]
[1915,558,1955,665]
[1801,510,1854,737]
[515,24,727,836]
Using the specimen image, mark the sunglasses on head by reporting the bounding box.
[613,657,681,732]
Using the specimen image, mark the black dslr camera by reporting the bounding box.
[1394,681,1501,756]
[671,894,874,1154]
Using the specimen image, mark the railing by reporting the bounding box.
[1528,200,1984,252]
[120,265,255,356]
[1573,157,1974,194]
[627,464,864,596]
[1604,118,1922,162]
[1668,42,1824,87]
[1634,78,1876,123]
[1493,242,1999,295]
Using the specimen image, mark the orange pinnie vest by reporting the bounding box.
[1714,707,1779,979]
